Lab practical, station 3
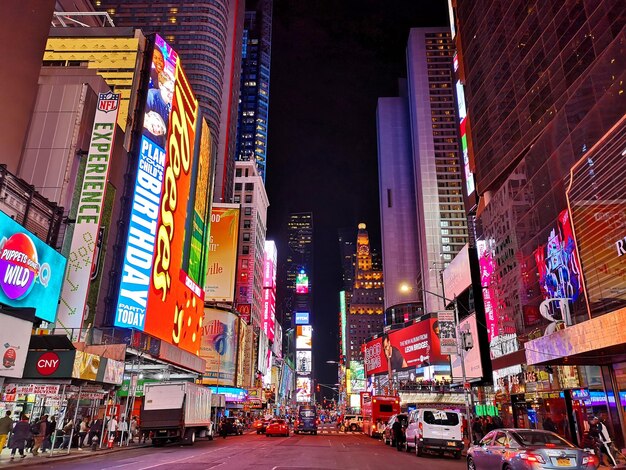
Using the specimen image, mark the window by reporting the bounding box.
[245,194,253,203]
[242,246,250,255]
[422,411,459,426]
[243,219,251,229]
[236,169,242,177]
[233,195,241,203]
[245,183,254,191]
[493,432,509,447]
[234,183,242,191]
[244,207,252,216]
[243,232,251,242]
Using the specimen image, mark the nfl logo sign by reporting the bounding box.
[98,92,120,113]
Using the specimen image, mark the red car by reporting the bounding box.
[265,419,289,437]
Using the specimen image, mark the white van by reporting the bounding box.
[404,408,463,459]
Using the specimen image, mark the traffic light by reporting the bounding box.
[316,383,320,392]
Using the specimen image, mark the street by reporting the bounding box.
[7,428,466,470]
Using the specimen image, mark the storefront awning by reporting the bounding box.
[526,307,626,366]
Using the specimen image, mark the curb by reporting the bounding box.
[2,444,150,468]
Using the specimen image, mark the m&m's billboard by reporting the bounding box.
[0,211,67,323]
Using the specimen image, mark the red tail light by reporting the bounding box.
[520,453,546,464]
[418,422,423,439]
[316,419,321,425]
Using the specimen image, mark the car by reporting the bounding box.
[223,417,244,435]
[405,408,463,458]
[253,419,270,434]
[265,419,289,437]
[383,414,409,447]
[295,404,319,435]
[341,414,363,432]
[467,429,599,470]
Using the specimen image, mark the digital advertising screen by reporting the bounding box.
[295,270,309,294]
[294,311,310,325]
[363,318,447,375]
[296,350,312,375]
[0,211,67,323]
[58,91,120,330]
[262,285,276,341]
[263,241,277,289]
[115,35,204,355]
[451,313,483,381]
[296,325,312,350]
[204,204,240,302]
[296,376,311,403]
[200,308,238,386]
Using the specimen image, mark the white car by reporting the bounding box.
[404,408,463,459]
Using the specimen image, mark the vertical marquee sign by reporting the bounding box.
[57,92,120,329]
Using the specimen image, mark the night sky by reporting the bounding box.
[264,0,449,397]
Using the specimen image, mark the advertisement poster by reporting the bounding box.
[295,311,310,325]
[204,204,240,302]
[349,361,365,393]
[115,35,178,331]
[72,351,100,381]
[451,314,483,381]
[296,350,312,375]
[0,211,67,323]
[200,308,238,386]
[295,270,309,294]
[58,91,120,330]
[437,310,457,355]
[296,325,312,350]
[0,314,32,378]
[364,318,447,375]
[295,376,311,403]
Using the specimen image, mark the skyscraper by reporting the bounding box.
[236,0,272,182]
[95,0,245,203]
[347,223,384,363]
[337,227,356,306]
[284,212,313,326]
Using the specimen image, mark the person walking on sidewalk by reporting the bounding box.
[591,416,617,467]
[31,415,48,455]
[9,414,31,460]
[0,410,13,451]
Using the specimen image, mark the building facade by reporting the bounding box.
[95,0,245,203]
[452,0,626,446]
[236,0,272,182]
[347,223,384,363]
[284,212,313,326]
[233,160,269,329]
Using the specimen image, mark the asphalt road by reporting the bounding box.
[10,430,467,470]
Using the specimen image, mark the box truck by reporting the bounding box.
[141,382,214,446]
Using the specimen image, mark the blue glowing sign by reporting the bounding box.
[208,386,248,403]
[295,311,310,325]
[114,136,165,330]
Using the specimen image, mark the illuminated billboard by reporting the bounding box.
[295,270,309,294]
[349,360,365,393]
[295,311,310,325]
[296,325,312,350]
[115,35,203,355]
[204,204,240,302]
[340,291,347,358]
[0,211,67,323]
[296,350,312,375]
[262,287,276,341]
[58,91,120,329]
[200,308,238,386]
[453,53,475,198]
[363,318,447,375]
[114,35,178,331]
[296,376,311,403]
[451,314,483,381]
[263,240,277,289]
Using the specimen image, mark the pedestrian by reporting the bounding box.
[59,419,74,449]
[542,416,558,433]
[31,414,48,455]
[219,418,228,439]
[78,417,90,449]
[129,417,138,444]
[590,416,617,467]
[118,416,128,445]
[376,419,386,440]
[392,418,404,451]
[107,415,118,446]
[42,415,56,452]
[0,410,13,451]
[472,417,483,444]
[88,417,102,448]
[9,414,31,460]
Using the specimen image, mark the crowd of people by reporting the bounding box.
[0,410,142,460]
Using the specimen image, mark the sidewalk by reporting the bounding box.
[0,443,149,468]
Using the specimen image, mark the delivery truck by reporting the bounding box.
[141,381,214,446]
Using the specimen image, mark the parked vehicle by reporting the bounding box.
[404,408,463,458]
[362,395,401,437]
[383,413,409,448]
[266,419,289,437]
[294,405,318,435]
[467,429,599,470]
[141,382,214,446]
[253,419,270,434]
